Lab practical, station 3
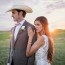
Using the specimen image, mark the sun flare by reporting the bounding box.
[49,26,55,32]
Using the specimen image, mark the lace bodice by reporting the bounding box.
[35,35,51,65]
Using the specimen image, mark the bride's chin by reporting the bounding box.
[36,31,40,33]
[36,31,39,33]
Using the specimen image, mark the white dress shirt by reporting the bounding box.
[14,19,25,41]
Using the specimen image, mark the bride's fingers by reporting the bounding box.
[27,26,33,32]
[27,26,32,31]
[27,26,35,35]
[27,26,31,32]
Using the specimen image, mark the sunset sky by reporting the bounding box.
[0,0,65,31]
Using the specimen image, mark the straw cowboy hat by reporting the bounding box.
[7,5,33,13]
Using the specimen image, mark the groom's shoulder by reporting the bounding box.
[26,21,34,28]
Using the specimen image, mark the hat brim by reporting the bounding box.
[7,5,33,13]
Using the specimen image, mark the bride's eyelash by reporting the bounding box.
[35,24,40,26]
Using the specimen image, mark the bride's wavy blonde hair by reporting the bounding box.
[34,16,55,64]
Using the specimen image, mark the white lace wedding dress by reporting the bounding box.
[35,35,51,65]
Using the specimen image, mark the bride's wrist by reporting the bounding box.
[29,37,33,40]
[28,40,32,43]
[28,39,32,44]
[29,36,33,38]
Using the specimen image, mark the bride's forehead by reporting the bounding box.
[34,21,41,24]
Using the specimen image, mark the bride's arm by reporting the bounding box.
[26,35,44,56]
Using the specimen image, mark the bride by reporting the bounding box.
[26,16,54,65]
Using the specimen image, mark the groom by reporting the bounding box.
[7,5,37,65]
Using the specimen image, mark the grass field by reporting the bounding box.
[0,29,65,65]
[0,31,10,65]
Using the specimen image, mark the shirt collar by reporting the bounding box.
[19,19,25,26]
